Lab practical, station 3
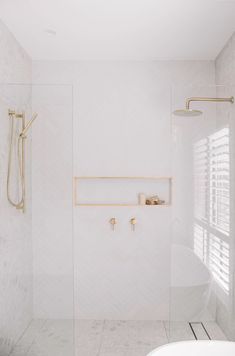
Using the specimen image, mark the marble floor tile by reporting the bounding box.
[75,320,104,356]
[76,346,100,356]
[31,319,74,356]
[11,319,227,356]
[203,321,227,340]
[101,320,168,350]
[11,319,74,356]
[164,321,195,342]
[10,343,32,356]
[99,347,154,356]
[10,320,47,356]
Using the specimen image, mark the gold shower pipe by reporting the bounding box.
[186,96,234,110]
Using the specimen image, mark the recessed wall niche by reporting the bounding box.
[74,176,172,206]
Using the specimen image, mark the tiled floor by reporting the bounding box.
[10,319,227,356]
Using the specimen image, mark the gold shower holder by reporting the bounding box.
[8,109,24,118]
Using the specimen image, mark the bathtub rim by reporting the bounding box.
[147,340,235,356]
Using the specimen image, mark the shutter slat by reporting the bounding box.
[193,127,230,294]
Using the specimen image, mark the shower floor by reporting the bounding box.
[10,319,227,356]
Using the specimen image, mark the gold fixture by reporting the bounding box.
[109,217,117,231]
[186,96,234,109]
[7,109,38,212]
[173,96,234,117]
[130,217,137,231]
[8,109,24,118]
[73,176,172,207]
[146,195,165,205]
[20,113,37,137]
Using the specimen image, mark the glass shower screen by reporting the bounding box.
[0,83,74,356]
[170,84,235,342]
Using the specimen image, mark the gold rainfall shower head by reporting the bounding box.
[173,96,234,117]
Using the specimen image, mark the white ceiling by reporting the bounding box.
[0,0,235,61]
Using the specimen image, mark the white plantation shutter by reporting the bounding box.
[208,234,230,293]
[194,223,207,262]
[194,127,230,294]
[194,138,208,222]
[209,128,230,235]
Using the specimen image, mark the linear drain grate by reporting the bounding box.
[189,322,211,340]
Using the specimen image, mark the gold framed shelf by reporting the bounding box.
[73,176,172,207]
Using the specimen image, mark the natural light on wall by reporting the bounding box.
[194,127,230,295]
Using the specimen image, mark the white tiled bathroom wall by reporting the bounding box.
[32,60,215,320]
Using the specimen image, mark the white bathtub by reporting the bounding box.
[147,341,235,356]
[171,245,212,320]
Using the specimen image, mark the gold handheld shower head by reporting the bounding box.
[7,111,38,213]
[20,113,38,137]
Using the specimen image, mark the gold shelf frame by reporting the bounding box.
[73,176,172,207]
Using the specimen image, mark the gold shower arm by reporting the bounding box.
[186,96,234,110]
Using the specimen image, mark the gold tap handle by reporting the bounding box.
[109,217,117,231]
[130,217,137,231]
